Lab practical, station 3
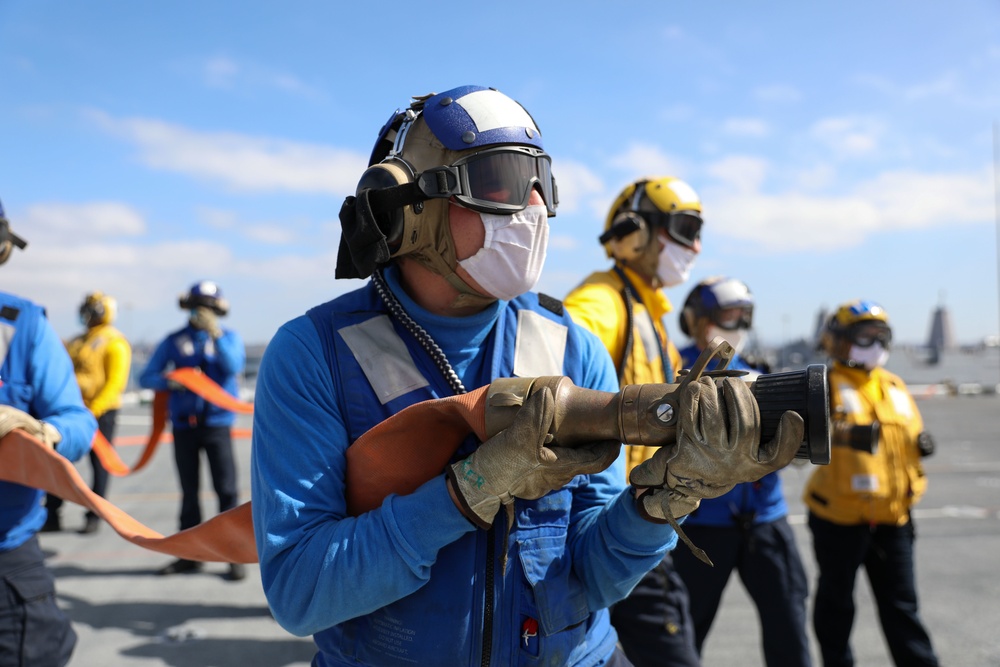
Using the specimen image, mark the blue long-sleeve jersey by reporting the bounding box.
[0,292,97,551]
[139,323,245,429]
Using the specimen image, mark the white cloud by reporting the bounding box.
[722,117,770,137]
[608,143,686,178]
[244,224,299,245]
[754,84,801,103]
[88,110,367,195]
[5,233,345,344]
[702,164,993,252]
[853,72,960,101]
[856,169,994,229]
[551,158,605,216]
[20,201,147,238]
[705,189,878,251]
[810,116,883,157]
[203,56,240,88]
[200,55,324,99]
[658,104,696,123]
[705,155,769,193]
[793,163,837,190]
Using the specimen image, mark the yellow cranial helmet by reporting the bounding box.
[820,299,893,358]
[601,176,703,260]
[830,299,890,331]
[80,292,117,327]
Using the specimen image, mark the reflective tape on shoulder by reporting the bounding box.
[0,322,13,370]
[338,315,429,404]
[512,310,566,378]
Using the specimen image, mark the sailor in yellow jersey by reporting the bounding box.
[45,292,131,535]
[806,299,939,667]
[564,176,703,667]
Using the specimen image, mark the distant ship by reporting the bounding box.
[922,304,955,366]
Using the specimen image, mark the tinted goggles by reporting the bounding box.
[647,209,703,249]
[848,323,892,348]
[711,306,754,331]
[414,146,558,217]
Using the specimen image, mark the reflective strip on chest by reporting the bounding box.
[174,334,196,358]
[513,310,566,378]
[851,474,879,492]
[838,386,863,416]
[0,322,14,372]
[635,309,661,365]
[887,386,913,418]
[338,315,429,404]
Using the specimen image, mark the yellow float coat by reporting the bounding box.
[66,323,132,418]
[565,265,683,476]
[804,363,928,526]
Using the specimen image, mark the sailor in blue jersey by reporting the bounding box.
[674,276,811,667]
[0,199,97,667]
[250,86,789,667]
[139,280,247,580]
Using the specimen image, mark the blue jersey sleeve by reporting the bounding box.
[138,337,173,391]
[213,328,246,377]
[30,312,96,462]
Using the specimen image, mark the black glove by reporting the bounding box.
[917,431,936,458]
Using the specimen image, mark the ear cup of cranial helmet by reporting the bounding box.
[679,284,705,338]
[606,212,649,261]
[680,305,696,338]
[355,160,413,250]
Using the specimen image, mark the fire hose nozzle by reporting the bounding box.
[484,338,831,465]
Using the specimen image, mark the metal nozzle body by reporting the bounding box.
[482,338,831,464]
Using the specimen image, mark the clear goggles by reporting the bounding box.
[711,305,753,331]
[649,210,703,249]
[847,322,892,348]
[414,146,558,217]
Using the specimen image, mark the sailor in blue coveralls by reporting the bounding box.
[250,86,803,667]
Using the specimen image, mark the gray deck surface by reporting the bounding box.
[38,395,1000,666]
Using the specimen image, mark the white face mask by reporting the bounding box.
[706,325,748,356]
[458,204,549,301]
[657,241,698,287]
[849,342,889,370]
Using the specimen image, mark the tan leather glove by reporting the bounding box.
[189,306,222,339]
[631,376,804,524]
[0,405,63,449]
[448,387,621,529]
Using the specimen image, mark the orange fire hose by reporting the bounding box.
[1,384,487,562]
[90,367,253,477]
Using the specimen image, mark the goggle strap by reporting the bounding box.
[365,182,429,216]
[415,169,462,199]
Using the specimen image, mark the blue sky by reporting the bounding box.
[2,1,998,348]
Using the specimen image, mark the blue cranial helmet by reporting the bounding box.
[178,280,230,316]
[680,276,755,336]
[337,85,557,289]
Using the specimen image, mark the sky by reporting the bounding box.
[2,1,998,348]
